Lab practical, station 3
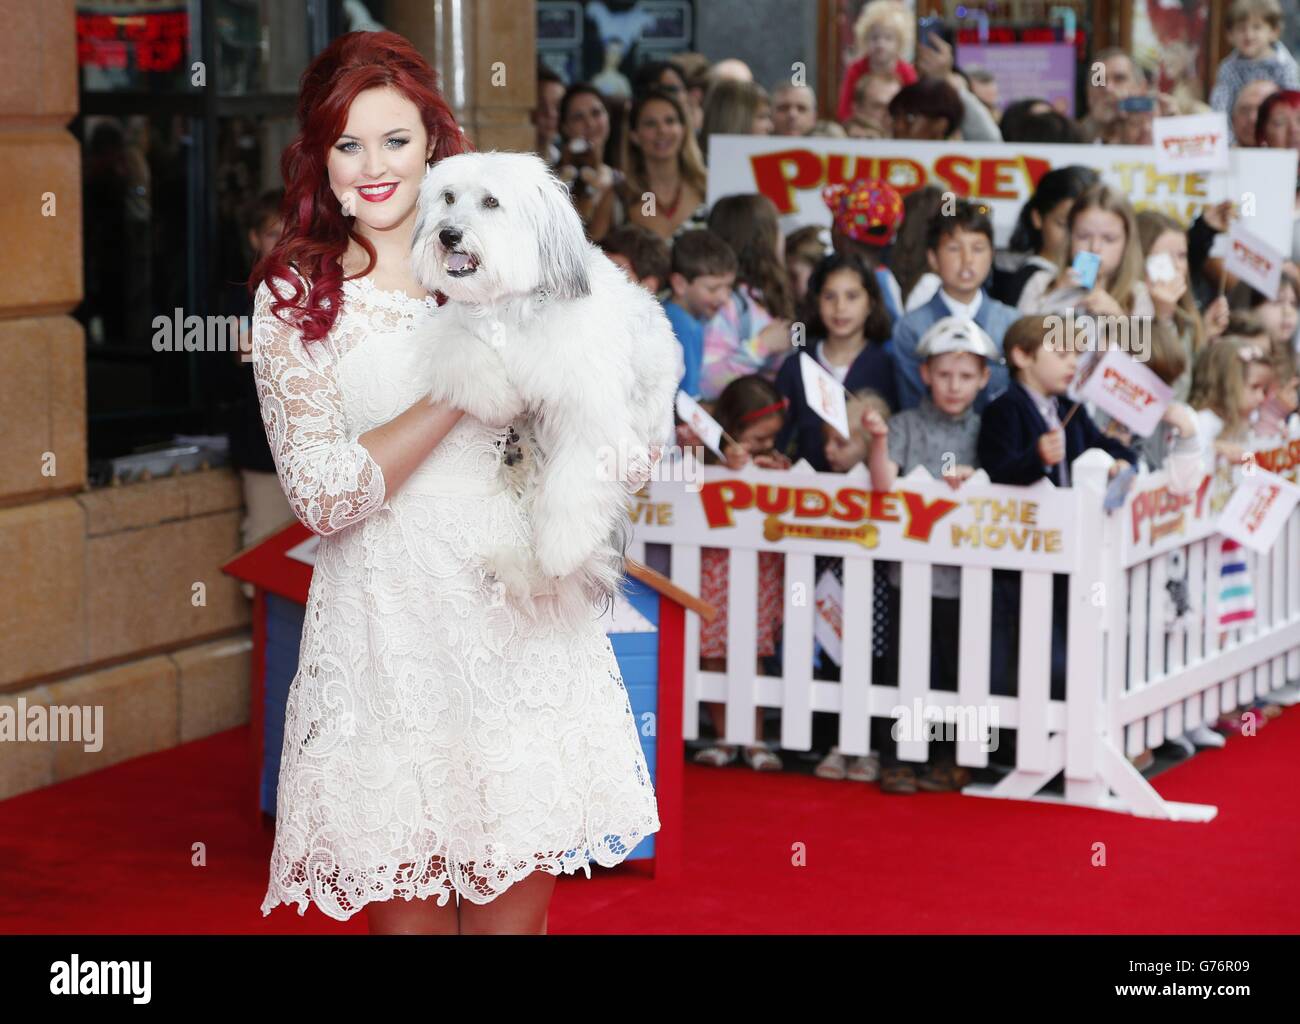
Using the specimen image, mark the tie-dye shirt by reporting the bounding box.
[699,284,781,400]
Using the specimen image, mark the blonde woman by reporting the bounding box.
[700,78,773,160]
[1017,183,1155,319]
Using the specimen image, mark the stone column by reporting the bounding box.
[385,0,537,152]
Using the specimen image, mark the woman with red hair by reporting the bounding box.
[1256,89,1300,263]
[250,31,659,934]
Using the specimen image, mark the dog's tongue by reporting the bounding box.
[447,253,471,271]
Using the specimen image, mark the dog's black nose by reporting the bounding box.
[439,227,462,248]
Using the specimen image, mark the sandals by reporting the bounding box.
[814,749,848,780]
[692,744,738,767]
[916,760,970,792]
[880,764,918,794]
[743,745,782,771]
[846,753,881,782]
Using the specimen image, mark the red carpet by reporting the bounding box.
[2,711,1298,934]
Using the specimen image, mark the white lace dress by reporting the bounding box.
[251,273,660,920]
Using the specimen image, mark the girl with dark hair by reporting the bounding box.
[990,165,1098,306]
[250,31,659,936]
[774,252,898,470]
[691,374,790,772]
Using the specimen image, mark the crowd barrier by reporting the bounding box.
[627,430,1300,821]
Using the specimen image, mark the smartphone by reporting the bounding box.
[1146,251,1178,284]
[1072,251,1102,290]
[1118,95,1156,115]
[917,16,956,51]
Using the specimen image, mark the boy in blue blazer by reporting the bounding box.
[892,200,1017,411]
[977,315,1135,765]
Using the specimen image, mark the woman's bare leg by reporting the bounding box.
[458,869,557,935]
[366,893,459,934]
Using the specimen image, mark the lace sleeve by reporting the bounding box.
[251,278,387,536]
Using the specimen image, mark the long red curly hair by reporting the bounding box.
[251,31,471,342]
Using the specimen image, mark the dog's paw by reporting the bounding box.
[461,382,527,428]
[535,529,596,581]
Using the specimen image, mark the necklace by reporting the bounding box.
[652,178,684,217]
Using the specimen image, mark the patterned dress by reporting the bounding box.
[252,272,659,920]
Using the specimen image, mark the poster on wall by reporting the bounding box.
[706,135,1299,255]
[956,43,1076,117]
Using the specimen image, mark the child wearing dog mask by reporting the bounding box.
[692,375,791,771]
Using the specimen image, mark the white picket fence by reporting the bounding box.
[628,445,1300,821]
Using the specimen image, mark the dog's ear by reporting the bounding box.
[533,163,591,300]
[410,176,438,286]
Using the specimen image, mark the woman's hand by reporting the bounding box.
[752,451,792,470]
[723,442,751,470]
[861,408,890,439]
[1038,427,1066,466]
[942,464,975,489]
[1051,266,1082,293]
[1148,274,1186,319]
[1203,295,1230,339]
[1162,401,1197,438]
[757,318,793,356]
[916,32,954,80]
[1201,199,1235,233]
[1082,286,1124,318]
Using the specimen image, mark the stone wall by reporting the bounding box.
[0,3,252,801]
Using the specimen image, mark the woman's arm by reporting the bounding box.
[252,280,463,536]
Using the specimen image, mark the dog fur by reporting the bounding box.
[410,151,681,624]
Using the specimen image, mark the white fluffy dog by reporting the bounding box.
[410,150,682,621]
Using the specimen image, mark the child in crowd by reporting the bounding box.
[1218,313,1292,437]
[892,200,1017,410]
[890,185,946,313]
[992,166,1099,308]
[977,317,1136,764]
[663,229,738,399]
[1230,269,1299,359]
[1137,210,1209,402]
[812,389,893,784]
[1189,330,1275,471]
[784,225,831,307]
[836,0,917,123]
[1209,0,1300,136]
[1017,184,1155,320]
[775,252,898,469]
[599,223,671,294]
[699,194,796,399]
[864,317,1001,793]
[693,374,791,771]
[823,177,906,321]
[1188,333,1278,731]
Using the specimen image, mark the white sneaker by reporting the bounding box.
[1187,724,1226,748]
[1167,735,1196,757]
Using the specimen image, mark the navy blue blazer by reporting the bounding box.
[775,338,898,471]
[976,380,1136,487]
